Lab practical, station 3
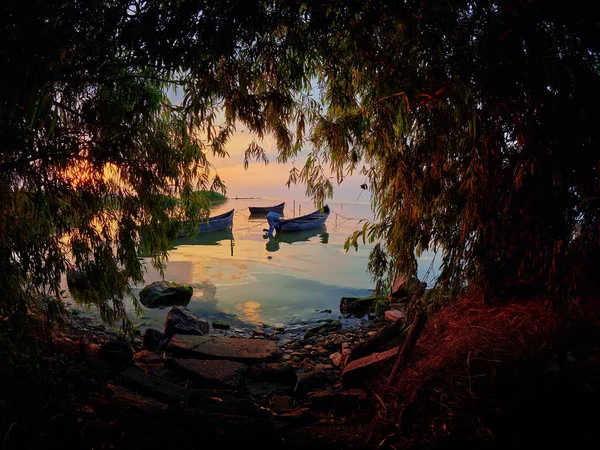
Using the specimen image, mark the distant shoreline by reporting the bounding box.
[227,196,372,206]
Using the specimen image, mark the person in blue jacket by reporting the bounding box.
[266,211,281,236]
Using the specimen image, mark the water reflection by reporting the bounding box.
[237,300,262,324]
[173,229,235,256]
[263,226,328,252]
[265,237,280,252]
[65,199,382,333]
[139,229,236,257]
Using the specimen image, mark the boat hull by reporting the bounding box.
[277,205,330,232]
[178,209,234,236]
[248,202,285,215]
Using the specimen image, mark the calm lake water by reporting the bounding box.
[65,197,440,334]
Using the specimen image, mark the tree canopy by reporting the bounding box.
[293,1,600,301]
[1,0,599,327]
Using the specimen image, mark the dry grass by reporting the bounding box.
[363,294,600,449]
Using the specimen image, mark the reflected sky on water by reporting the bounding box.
[66,198,441,332]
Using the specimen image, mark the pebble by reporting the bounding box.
[329,352,343,367]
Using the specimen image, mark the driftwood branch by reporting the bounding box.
[346,316,407,363]
[386,311,427,389]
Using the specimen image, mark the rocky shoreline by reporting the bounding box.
[62,299,406,448]
[47,280,418,448]
[17,285,587,450]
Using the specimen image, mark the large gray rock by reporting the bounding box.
[167,335,278,363]
[165,358,248,389]
[139,281,193,309]
[164,306,209,337]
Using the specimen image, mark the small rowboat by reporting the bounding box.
[248,202,285,215]
[271,205,330,233]
[178,209,234,236]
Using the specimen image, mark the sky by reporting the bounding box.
[209,124,370,203]
[167,87,370,203]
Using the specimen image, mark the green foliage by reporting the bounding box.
[2,0,599,331]
[212,320,231,330]
[0,0,247,326]
[196,190,227,203]
[289,1,600,302]
[0,315,44,414]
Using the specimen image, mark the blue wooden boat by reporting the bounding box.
[248,202,285,215]
[178,209,234,236]
[275,205,330,232]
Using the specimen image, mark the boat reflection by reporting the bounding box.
[173,229,235,256]
[265,238,280,252]
[264,226,328,252]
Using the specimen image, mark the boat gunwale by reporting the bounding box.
[179,209,234,236]
[277,205,330,232]
[278,205,330,227]
[248,202,285,214]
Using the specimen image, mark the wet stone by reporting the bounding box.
[212,320,231,330]
[97,338,134,368]
[246,381,295,398]
[329,352,343,367]
[142,328,166,351]
[164,306,210,337]
[106,384,169,415]
[294,370,337,394]
[269,394,295,413]
[133,350,165,372]
[165,357,248,389]
[249,362,298,385]
[167,335,278,362]
[118,366,194,404]
[140,281,193,309]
